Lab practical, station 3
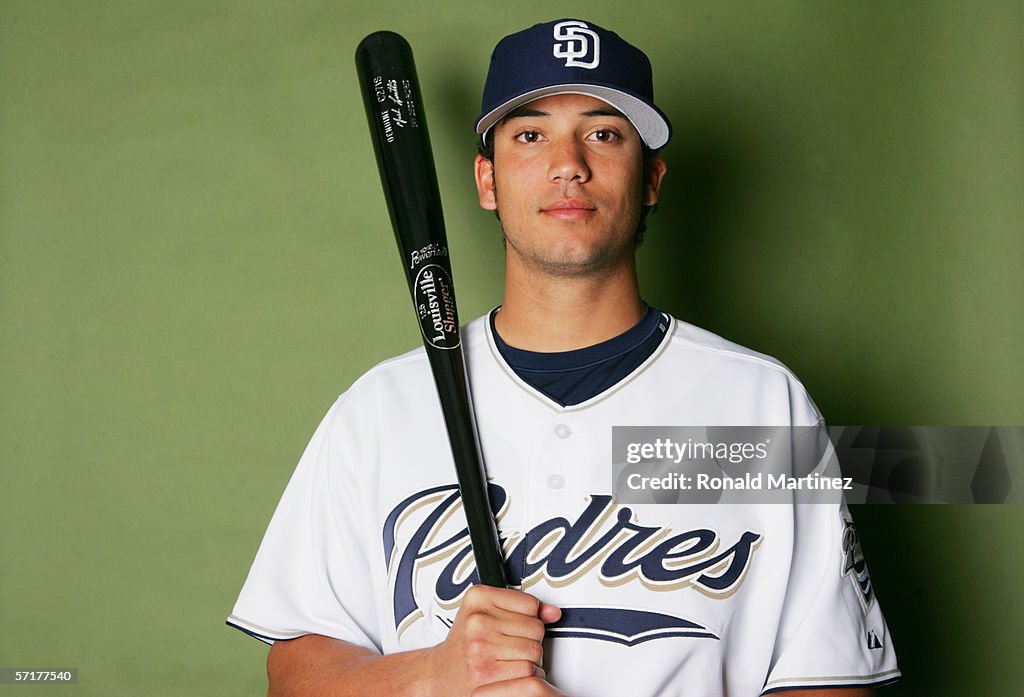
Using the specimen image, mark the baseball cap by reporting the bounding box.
[475,19,672,149]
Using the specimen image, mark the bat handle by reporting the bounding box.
[429,346,508,588]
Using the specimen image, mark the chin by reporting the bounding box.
[504,224,636,277]
[533,245,634,278]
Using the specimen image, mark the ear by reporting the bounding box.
[474,154,497,211]
[643,156,667,206]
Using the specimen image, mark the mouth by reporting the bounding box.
[540,199,597,220]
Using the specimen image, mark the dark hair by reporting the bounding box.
[476,136,660,247]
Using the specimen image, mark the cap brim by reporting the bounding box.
[475,84,671,150]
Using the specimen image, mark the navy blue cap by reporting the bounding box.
[475,19,672,149]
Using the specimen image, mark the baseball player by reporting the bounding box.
[229,19,900,696]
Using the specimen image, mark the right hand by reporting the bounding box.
[425,584,565,697]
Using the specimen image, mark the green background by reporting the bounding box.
[1,1,1021,695]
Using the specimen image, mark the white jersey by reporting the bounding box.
[229,312,900,696]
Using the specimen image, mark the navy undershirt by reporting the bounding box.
[490,305,669,407]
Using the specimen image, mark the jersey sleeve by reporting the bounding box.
[226,394,381,652]
[762,500,901,693]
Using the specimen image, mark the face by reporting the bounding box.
[474,93,666,279]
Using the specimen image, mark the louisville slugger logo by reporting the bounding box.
[383,484,761,642]
[414,265,459,349]
[552,21,600,69]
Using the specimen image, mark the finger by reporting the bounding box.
[488,635,545,666]
[538,602,562,624]
[488,607,547,642]
[459,596,546,636]
[471,675,563,697]
[478,659,541,686]
[464,585,544,615]
[459,603,545,643]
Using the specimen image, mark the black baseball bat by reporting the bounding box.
[355,31,508,588]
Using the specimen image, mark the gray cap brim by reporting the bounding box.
[475,84,671,150]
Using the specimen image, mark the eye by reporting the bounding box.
[514,130,542,143]
[588,129,620,143]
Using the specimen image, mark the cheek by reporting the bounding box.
[493,169,536,212]
[600,163,645,212]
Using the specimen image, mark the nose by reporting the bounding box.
[547,137,591,185]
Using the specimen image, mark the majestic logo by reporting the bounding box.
[841,510,875,612]
[866,629,884,650]
[552,21,600,69]
[383,484,762,645]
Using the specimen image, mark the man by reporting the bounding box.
[228,19,900,696]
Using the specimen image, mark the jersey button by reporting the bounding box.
[547,474,566,490]
[554,424,572,439]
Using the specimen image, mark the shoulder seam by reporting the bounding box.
[666,324,806,385]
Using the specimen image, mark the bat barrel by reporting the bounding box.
[355,32,443,268]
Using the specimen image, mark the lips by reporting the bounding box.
[541,199,596,219]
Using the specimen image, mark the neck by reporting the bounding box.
[495,259,645,352]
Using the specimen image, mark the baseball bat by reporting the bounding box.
[355,31,508,588]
